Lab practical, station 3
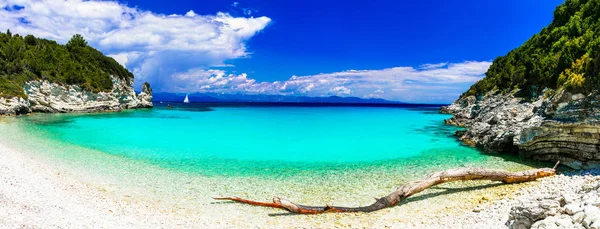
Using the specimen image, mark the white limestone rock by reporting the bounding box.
[0,96,31,115]
[583,206,600,229]
[12,75,153,114]
[508,197,562,229]
[566,203,584,215]
[443,88,600,169]
[137,82,153,108]
[531,214,581,229]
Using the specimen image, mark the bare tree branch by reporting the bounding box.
[214,162,559,214]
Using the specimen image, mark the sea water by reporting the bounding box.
[0,103,551,214]
[5,103,549,178]
[10,104,498,176]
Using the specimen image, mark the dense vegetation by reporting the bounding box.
[0,31,133,98]
[463,0,600,98]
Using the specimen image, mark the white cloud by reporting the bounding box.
[185,10,196,17]
[330,86,352,95]
[166,61,492,103]
[0,0,271,91]
[230,1,255,16]
[420,62,448,69]
[0,0,489,103]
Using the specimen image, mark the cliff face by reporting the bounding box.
[444,0,600,169]
[443,89,600,169]
[0,76,152,115]
[0,97,30,115]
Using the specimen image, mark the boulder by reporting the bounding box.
[508,196,562,229]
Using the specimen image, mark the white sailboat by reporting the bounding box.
[183,94,190,103]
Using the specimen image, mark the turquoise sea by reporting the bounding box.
[11,104,500,176]
[0,103,549,215]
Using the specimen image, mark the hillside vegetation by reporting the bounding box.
[0,31,133,98]
[463,0,600,98]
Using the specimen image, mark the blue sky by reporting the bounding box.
[0,0,564,103]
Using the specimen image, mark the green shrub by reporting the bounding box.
[462,0,600,98]
[0,33,134,98]
[558,53,589,92]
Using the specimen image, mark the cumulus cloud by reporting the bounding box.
[167,61,492,103]
[0,0,271,90]
[0,0,489,103]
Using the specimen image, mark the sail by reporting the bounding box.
[184,94,190,103]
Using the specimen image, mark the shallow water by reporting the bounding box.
[0,104,550,217]
[12,104,496,176]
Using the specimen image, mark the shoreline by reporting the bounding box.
[0,137,194,228]
[2,114,591,228]
[0,133,553,228]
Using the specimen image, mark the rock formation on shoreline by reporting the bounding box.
[442,89,600,169]
[442,0,600,169]
[0,32,152,115]
[0,76,152,115]
[24,75,153,113]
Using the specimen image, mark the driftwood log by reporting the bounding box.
[214,162,560,214]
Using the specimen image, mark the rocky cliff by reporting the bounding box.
[442,89,600,169]
[0,76,152,115]
[442,0,600,169]
[0,32,153,115]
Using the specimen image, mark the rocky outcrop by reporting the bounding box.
[137,82,153,108]
[0,75,152,115]
[442,91,545,153]
[505,171,600,229]
[443,89,600,169]
[519,124,600,169]
[0,97,31,115]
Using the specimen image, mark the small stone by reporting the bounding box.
[565,203,583,215]
[554,216,576,228]
[583,206,600,229]
[531,215,575,229]
[584,196,600,207]
[573,211,585,224]
[563,194,579,205]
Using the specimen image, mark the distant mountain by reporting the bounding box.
[152,92,403,104]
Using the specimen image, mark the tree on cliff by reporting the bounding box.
[66,34,87,50]
[0,32,133,98]
[463,0,600,98]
